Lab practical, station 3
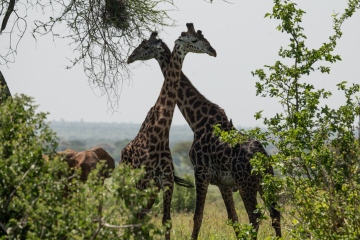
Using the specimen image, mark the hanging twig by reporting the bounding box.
[0,0,15,32]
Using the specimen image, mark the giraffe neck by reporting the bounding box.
[156,43,231,133]
[151,46,185,140]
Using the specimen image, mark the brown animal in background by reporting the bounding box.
[58,147,115,181]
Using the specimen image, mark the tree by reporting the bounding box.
[215,0,360,238]
[0,0,174,104]
[0,71,11,102]
[171,141,194,175]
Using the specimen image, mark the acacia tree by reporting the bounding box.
[215,0,360,238]
[0,0,174,104]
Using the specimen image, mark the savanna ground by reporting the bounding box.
[150,185,291,240]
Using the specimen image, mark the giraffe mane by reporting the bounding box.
[160,40,172,57]
[180,72,227,114]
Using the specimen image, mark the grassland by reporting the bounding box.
[151,185,291,240]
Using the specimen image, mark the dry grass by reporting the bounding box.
[151,185,291,239]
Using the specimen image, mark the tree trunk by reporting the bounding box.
[0,71,12,102]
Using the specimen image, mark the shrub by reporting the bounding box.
[0,94,162,239]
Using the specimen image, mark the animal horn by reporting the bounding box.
[149,32,158,40]
[186,23,196,33]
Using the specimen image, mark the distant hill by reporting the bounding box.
[49,120,263,145]
[49,120,194,146]
[48,120,280,163]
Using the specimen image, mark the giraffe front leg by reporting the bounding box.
[162,182,174,240]
[137,192,158,219]
[135,178,158,219]
[219,186,240,236]
[191,175,209,240]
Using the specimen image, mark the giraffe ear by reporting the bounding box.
[149,32,158,41]
[197,30,204,38]
[155,39,162,46]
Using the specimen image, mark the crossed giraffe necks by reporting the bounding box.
[157,42,231,133]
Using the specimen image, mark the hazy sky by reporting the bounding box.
[2,1,359,127]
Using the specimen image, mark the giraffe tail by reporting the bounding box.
[174,175,195,188]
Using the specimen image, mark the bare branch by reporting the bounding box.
[0,70,12,100]
[0,0,15,32]
[0,221,8,235]
[1,0,175,104]
[93,218,141,229]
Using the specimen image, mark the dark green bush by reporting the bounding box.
[0,94,162,239]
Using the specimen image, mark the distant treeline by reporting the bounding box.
[49,120,280,166]
[49,121,195,164]
[50,120,194,145]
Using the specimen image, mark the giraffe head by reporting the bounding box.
[127,32,165,64]
[175,23,217,57]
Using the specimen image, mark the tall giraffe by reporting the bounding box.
[127,34,281,239]
[122,23,216,239]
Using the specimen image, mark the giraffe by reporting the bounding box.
[127,34,281,239]
[122,23,216,239]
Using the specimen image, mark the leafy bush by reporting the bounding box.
[0,94,58,238]
[0,94,162,239]
[152,174,196,214]
[171,175,196,213]
[214,1,360,239]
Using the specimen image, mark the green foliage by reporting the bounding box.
[108,164,163,239]
[171,141,194,175]
[0,94,162,239]
[213,124,246,147]
[227,221,258,240]
[215,0,360,239]
[152,175,196,214]
[0,94,58,237]
[171,175,196,213]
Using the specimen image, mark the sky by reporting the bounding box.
[1,1,360,128]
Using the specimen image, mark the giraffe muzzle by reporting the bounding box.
[127,56,135,64]
[208,47,217,57]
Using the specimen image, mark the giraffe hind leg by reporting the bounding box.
[191,177,209,240]
[269,202,281,237]
[239,185,261,240]
[219,186,241,237]
[259,184,282,237]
